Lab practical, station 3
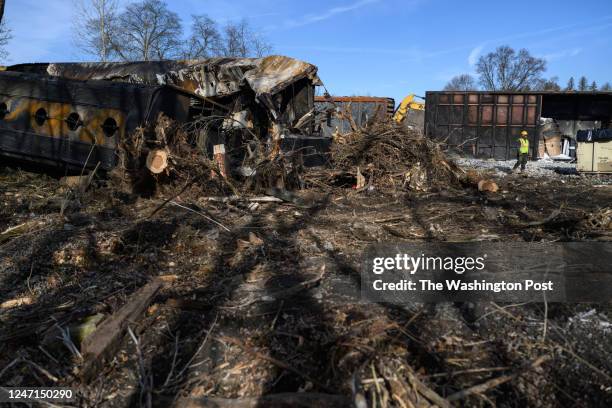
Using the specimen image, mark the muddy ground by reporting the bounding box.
[1,162,611,407]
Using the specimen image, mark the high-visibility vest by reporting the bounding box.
[519,137,529,154]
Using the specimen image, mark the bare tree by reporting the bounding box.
[221,19,272,58]
[223,22,248,57]
[251,33,273,58]
[578,76,588,91]
[566,77,575,91]
[73,0,118,62]
[535,76,561,91]
[114,0,182,61]
[0,0,11,61]
[184,15,222,59]
[0,21,10,61]
[475,45,546,91]
[444,74,477,91]
[0,0,10,62]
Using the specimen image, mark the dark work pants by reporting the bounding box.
[513,153,528,171]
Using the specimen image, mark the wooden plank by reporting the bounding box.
[80,278,162,382]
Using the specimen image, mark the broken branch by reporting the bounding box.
[447,355,551,402]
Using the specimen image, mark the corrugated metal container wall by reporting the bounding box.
[425,92,542,160]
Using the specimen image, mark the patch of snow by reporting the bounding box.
[567,309,612,333]
[550,154,573,161]
[452,156,578,178]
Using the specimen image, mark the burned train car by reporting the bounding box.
[0,56,321,171]
[0,71,192,170]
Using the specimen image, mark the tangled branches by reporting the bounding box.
[315,121,463,191]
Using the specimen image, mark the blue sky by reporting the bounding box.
[3,0,612,102]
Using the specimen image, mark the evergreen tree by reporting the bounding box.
[566,76,575,91]
[578,76,588,91]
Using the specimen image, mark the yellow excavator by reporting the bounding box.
[393,94,425,124]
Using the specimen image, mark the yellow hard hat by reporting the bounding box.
[520,130,528,136]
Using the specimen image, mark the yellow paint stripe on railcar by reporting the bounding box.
[79,108,126,146]
[2,97,125,148]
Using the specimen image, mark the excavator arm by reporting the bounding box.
[393,94,425,124]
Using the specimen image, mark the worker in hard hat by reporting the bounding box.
[512,130,530,173]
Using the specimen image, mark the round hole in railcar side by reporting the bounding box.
[34,108,48,126]
[101,117,118,137]
[66,112,82,131]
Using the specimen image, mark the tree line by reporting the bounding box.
[0,0,272,62]
[445,45,611,92]
[73,0,272,62]
[564,76,610,91]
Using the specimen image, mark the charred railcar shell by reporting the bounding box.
[0,70,190,170]
[1,56,321,171]
[9,57,320,127]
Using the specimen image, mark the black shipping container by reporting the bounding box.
[425,91,542,160]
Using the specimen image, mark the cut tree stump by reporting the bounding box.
[212,144,229,179]
[478,179,499,193]
[79,278,162,382]
[146,149,169,174]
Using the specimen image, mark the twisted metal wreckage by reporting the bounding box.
[0,56,323,175]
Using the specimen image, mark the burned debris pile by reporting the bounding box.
[324,121,463,191]
[112,113,465,199]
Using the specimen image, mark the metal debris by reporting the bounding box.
[2,56,322,173]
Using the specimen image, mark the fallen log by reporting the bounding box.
[79,278,163,382]
[174,393,352,408]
